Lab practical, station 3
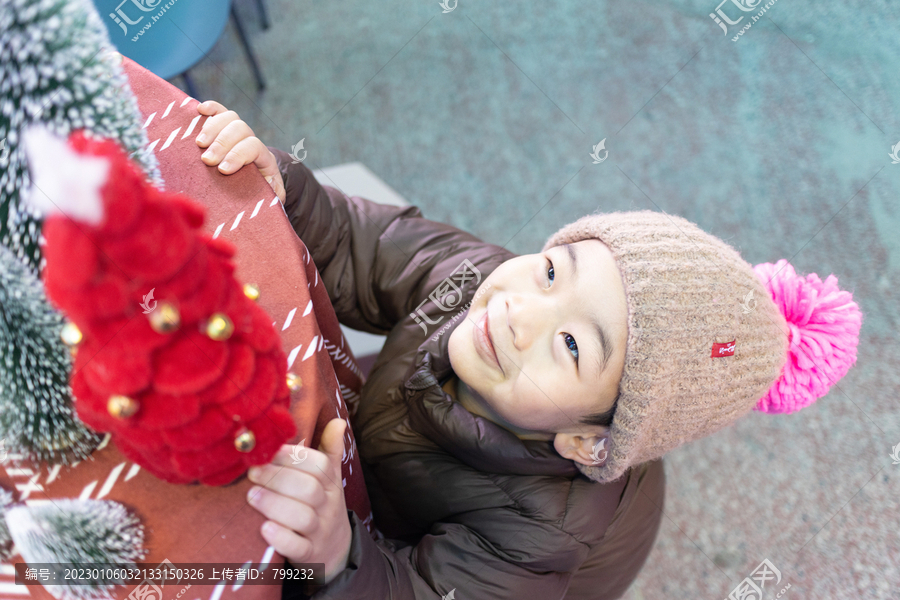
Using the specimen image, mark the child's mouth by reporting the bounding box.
[474,309,502,373]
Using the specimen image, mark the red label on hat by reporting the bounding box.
[711,340,736,358]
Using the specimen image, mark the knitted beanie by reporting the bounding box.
[543,210,863,484]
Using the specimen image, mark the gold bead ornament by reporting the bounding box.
[205,313,234,341]
[286,372,303,392]
[149,302,181,333]
[243,283,260,301]
[60,322,83,346]
[107,395,139,419]
[234,428,256,452]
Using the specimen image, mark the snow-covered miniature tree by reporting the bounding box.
[0,0,163,271]
[0,243,102,465]
[6,499,146,600]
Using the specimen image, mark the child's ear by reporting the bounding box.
[553,430,610,467]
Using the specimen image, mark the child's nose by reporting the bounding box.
[506,293,554,351]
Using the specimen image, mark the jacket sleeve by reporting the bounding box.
[270,148,510,336]
[298,510,585,600]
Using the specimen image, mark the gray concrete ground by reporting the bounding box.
[168,0,900,596]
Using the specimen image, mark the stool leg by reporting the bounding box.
[254,0,270,30]
[230,5,266,91]
[182,71,199,99]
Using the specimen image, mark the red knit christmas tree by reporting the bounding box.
[22,125,296,486]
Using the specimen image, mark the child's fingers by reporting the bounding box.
[207,136,263,175]
[268,441,341,491]
[318,419,347,465]
[196,100,229,117]
[247,464,327,508]
[193,100,284,202]
[248,144,285,200]
[259,520,314,563]
[195,108,244,150]
[248,486,320,536]
[199,118,255,167]
[268,447,334,490]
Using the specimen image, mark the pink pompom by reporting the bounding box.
[752,259,862,414]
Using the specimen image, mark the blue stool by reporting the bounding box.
[92,0,267,98]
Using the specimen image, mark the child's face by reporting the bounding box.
[448,239,628,437]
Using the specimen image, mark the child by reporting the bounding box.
[194,101,862,600]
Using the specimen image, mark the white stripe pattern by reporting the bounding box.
[287,344,303,368]
[46,464,62,484]
[251,199,264,218]
[0,582,29,595]
[302,337,318,361]
[125,463,141,481]
[209,580,226,600]
[4,467,33,477]
[231,560,253,591]
[282,308,297,331]
[260,545,276,567]
[15,473,43,500]
[181,114,201,139]
[95,462,127,499]
[160,127,181,151]
[79,480,97,500]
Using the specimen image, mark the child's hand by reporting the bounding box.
[246,419,352,585]
[195,100,286,204]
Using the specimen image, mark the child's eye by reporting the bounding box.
[563,333,579,364]
[546,260,555,285]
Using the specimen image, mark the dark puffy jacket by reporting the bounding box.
[271,148,665,600]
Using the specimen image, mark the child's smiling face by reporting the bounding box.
[448,239,629,447]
